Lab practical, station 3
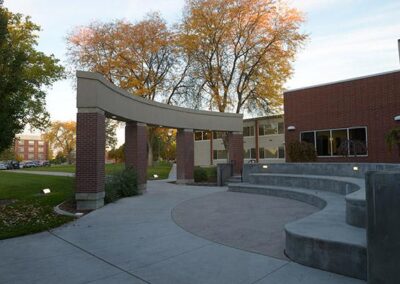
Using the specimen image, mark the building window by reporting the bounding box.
[331,129,347,156]
[259,122,278,136]
[278,122,284,134]
[244,148,256,159]
[28,153,34,160]
[316,131,331,156]
[18,140,24,145]
[213,131,224,139]
[278,146,285,158]
[18,147,24,153]
[301,132,315,147]
[38,141,44,146]
[243,126,255,137]
[38,147,44,153]
[28,141,34,145]
[38,153,44,160]
[213,150,227,159]
[300,127,367,157]
[29,146,34,153]
[349,128,367,155]
[195,131,211,141]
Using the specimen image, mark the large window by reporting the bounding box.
[243,126,255,137]
[195,131,211,141]
[300,127,367,157]
[259,146,285,159]
[259,122,280,136]
[244,148,256,159]
[213,131,224,139]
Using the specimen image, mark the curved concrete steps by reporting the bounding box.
[248,173,366,228]
[228,182,367,280]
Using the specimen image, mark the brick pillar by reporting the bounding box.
[255,120,259,163]
[75,109,105,210]
[125,122,148,191]
[176,128,194,184]
[228,132,243,175]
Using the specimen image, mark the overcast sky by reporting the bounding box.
[5,0,400,143]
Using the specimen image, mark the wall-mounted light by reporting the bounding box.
[353,166,359,171]
[262,165,268,169]
[394,115,400,121]
[287,126,296,131]
[111,115,117,119]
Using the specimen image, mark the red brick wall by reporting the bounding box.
[284,71,400,163]
[76,112,105,194]
[176,129,194,181]
[228,132,244,175]
[125,122,148,187]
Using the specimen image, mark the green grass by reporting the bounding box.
[21,162,172,179]
[0,172,74,240]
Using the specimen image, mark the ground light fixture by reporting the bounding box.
[153,174,159,178]
[41,188,51,194]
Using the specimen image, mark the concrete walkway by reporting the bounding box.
[8,169,75,177]
[0,180,365,284]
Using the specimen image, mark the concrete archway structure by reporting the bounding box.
[76,71,243,210]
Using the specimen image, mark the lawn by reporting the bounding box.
[0,172,74,240]
[22,162,172,179]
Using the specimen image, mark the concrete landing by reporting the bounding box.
[0,181,364,284]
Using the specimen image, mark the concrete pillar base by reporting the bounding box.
[75,192,105,210]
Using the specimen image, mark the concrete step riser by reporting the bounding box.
[249,175,359,195]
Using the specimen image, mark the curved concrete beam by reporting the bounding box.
[77,71,243,131]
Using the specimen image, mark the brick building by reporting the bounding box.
[14,134,49,161]
[284,70,400,163]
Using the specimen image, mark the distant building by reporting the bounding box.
[14,134,49,161]
[194,115,285,166]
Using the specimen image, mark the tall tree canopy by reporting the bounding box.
[180,0,306,114]
[44,121,76,164]
[0,8,64,153]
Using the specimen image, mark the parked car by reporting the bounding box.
[5,160,20,169]
[0,162,7,170]
[23,161,36,168]
[41,160,50,167]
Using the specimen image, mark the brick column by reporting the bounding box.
[228,132,244,175]
[125,122,148,191]
[176,128,194,184]
[75,109,105,210]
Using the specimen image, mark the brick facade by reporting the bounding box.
[75,111,105,209]
[284,70,400,163]
[228,132,244,175]
[176,129,194,183]
[125,122,148,190]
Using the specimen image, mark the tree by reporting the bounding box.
[385,127,400,157]
[0,8,64,153]
[180,0,306,114]
[45,121,76,164]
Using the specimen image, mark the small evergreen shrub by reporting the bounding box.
[194,167,208,182]
[287,141,317,162]
[105,167,139,204]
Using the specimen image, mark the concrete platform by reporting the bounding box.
[229,183,367,280]
[0,180,364,284]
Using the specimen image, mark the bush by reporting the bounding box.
[194,166,217,183]
[105,167,139,204]
[287,141,317,162]
[194,167,208,182]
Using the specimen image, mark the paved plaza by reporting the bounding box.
[0,177,365,283]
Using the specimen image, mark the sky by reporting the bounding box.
[5,0,400,144]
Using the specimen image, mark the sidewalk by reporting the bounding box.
[0,179,364,284]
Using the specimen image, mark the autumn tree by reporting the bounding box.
[45,121,76,164]
[180,0,306,114]
[0,8,64,153]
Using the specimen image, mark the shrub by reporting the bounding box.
[385,127,400,157]
[194,167,208,182]
[287,141,317,162]
[105,167,139,204]
[194,166,217,182]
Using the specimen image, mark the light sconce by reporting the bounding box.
[353,166,359,171]
[394,115,400,121]
[262,165,268,169]
[287,126,296,131]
